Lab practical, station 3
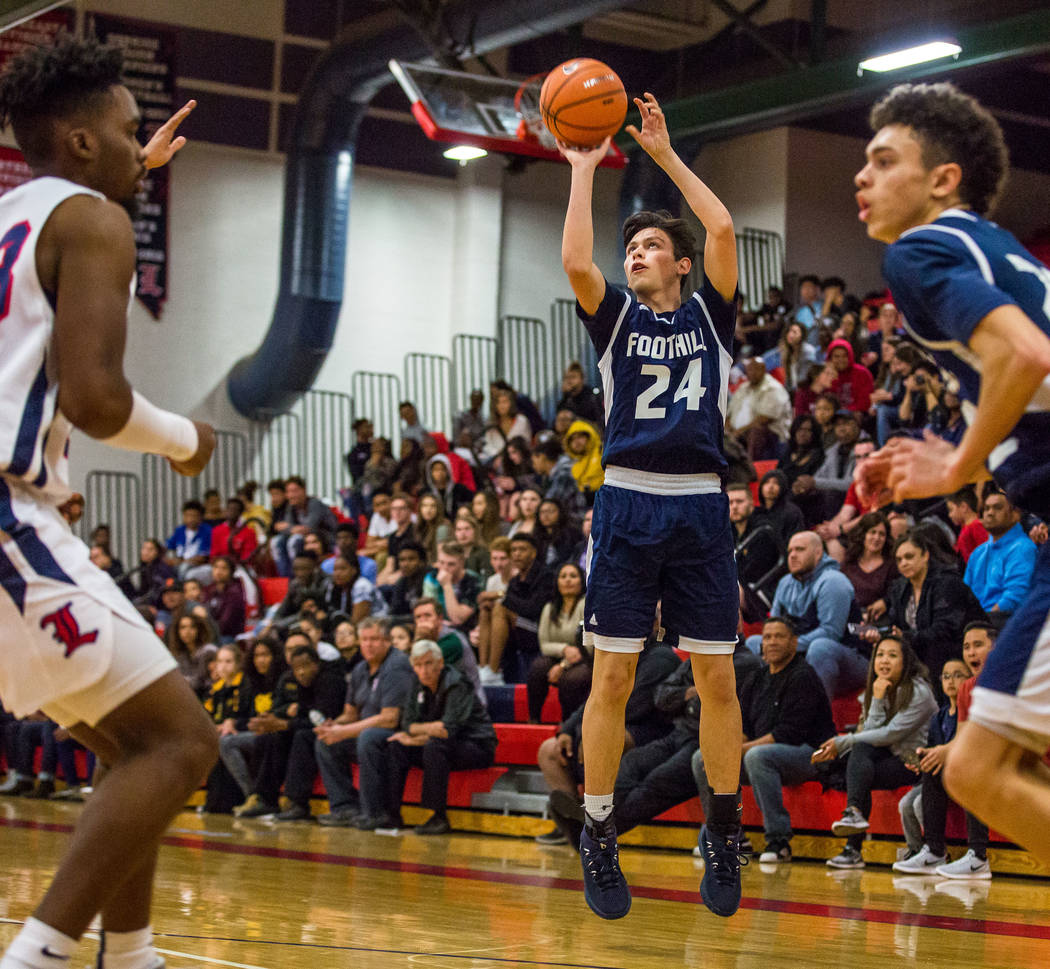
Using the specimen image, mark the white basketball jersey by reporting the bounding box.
[0,176,105,501]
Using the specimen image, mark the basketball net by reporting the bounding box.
[514,75,557,151]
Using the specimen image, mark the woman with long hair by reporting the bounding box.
[452,511,491,577]
[538,498,582,567]
[812,634,937,869]
[392,437,425,498]
[768,320,817,393]
[479,387,532,464]
[525,563,589,723]
[777,414,825,489]
[507,487,542,540]
[417,492,450,564]
[842,511,896,614]
[471,489,505,545]
[165,608,217,697]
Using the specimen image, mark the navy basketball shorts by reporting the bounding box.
[971,540,1050,754]
[583,482,738,654]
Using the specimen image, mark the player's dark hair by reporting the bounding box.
[621,209,696,263]
[0,35,125,167]
[869,82,1008,216]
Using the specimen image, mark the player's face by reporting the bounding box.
[855,124,951,244]
[623,227,688,298]
[89,85,147,206]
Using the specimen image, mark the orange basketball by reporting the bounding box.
[539,58,627,148]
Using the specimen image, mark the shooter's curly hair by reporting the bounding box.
[869,82,1008,217]
[0,34,124,166]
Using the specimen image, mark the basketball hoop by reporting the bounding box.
[513,73,557,151]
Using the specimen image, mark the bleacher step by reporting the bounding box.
[469,768,552,814]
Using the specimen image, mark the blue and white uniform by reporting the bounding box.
[577,276,738,654]
[884,207,1050,751]
[0,177,174,727]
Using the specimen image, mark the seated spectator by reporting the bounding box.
[552,408,575,440]
[793,274,822,336]
[425,454,473,520]
[814,438,880,559]
[506,487,543,541]
[384,542,429,619]
[311,618,416,827]
[490,436,537,515]
[894,357,939,433]
[613,639,762,839]
[166,499,212,578]
[452,511,490,577]
[727,483,781,621]
[557,361,603,427]
[422,542,482,634]
[389,622,413,653]
[129,538,175,609]
[202,644,246,812]
[963,490,1037,619]
[725,356,792,460]
[453,389,487,448]
[243,641,346,820]
[825,339,874,414]
[199,488,224,528]
[531,437,585,526]
[841,511,896,614]
[811,392,841,450]
[536,636,681,844]
[410,597,484,703]
[893,649,991,877]
[778,415,824,493]
[947,486,988,564]
[796,411,864,523]
[0,715,74,799]
[730,618,837,864]
[479,386,532,465]
[763,320,817,395]
[392,437,425,498]
[928,386,965,445]
[322,555,385,627]
[747,531,867,698]
[166,608,218,698]
[752,469,804,552]
[537,498,582,568]
[359,640,497,834]
[346,418,373,484]
[476,533,552,686]
[270,475,338,577]
[209,496,258,566]
[832,310,867,365]
[865,301,905,366]
[155,578,185,637]
[564,420,604,501]
[89,541,133,599]
[266,552,323,635]
[470,490,505,546]
[398,399,426,445]
[813,635,937,869]
[374,496,421,586]
[360,438,397,512]
[417,493,451,563]
[201,554,247,643]
[865,531,984,685]
[321,521,378,584]
[526,563,589,723]
[221,638,287,815]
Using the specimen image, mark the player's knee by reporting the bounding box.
[691,656,736,705]
[589,661,634,705]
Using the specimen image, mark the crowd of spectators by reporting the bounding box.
[3,277,1047,879]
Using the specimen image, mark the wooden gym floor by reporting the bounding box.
[2,800,1049,968]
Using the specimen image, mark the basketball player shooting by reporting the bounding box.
[558,92,745,920]
[855,82,1050,865]
[0,38,218,969]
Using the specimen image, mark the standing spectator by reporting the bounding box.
[748,531,866,698]
[735,618,837,864]
[813,635,937,869]
[166,499,212,577]
[963,490,1038,618]
[841,511,896,614]
[453,389,488,447]
[556,361,603,427]
[526,563,589,723]
[479,386,532,464]
[362,641,497,834]
[825,339,874,414]
[530,437,585,525]
[399,400,426,445]
[425,454,473,518]
[313,619,415,826]
[346,418,374,482]
[725,357,792,460]
[270,476,338,577]
[202,556,246,642]
[947,485,988,564]
[209,496,258,566]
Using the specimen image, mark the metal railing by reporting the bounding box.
[247,413,303,491]
[351,370,402,451]
[737,227,785,313]
[293,389,353,504]
[404,353,453,439]
[550,297,598,404]
[452,334,498,414]
[497,315,549,419]
[81,470,142,569]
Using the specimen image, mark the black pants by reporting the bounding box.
[525,656,592,722]
[386,737,495,817]
[845,742,915,849]
[920,767,989,857]
[253,729,313,805]
[613,727,699,835]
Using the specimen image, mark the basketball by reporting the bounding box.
[539,58,627,148]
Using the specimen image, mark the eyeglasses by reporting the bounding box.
[941,671,970,680]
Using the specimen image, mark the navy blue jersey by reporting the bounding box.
[884,209,1050,517]
[577,276,735,477]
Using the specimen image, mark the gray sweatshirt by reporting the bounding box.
[834,678,938,761]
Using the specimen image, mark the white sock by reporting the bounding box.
[1,917,77,969]
[584,793,614,823]
[99,927,157,969]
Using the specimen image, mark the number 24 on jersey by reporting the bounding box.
[635,357,705,419]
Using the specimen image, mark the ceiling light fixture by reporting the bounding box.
[443,145,488,162]
[858,41,961,75]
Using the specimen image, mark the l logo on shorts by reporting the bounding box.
[40,602,99,657]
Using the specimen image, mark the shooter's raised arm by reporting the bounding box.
[559,137,610,316]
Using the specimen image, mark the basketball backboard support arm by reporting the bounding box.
[389,60,627,168]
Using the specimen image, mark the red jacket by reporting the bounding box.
[827,339,874,413]
[210,520,258,563]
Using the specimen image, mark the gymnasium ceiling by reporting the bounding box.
[343,0,1050,179]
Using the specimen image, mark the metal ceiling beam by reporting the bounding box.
[621,7,1050,146]
[707,0,800,69]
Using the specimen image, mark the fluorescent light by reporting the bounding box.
[443,145,488,162]
[859,41,961,74]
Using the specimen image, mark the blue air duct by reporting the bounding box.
[228,0,627,420]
